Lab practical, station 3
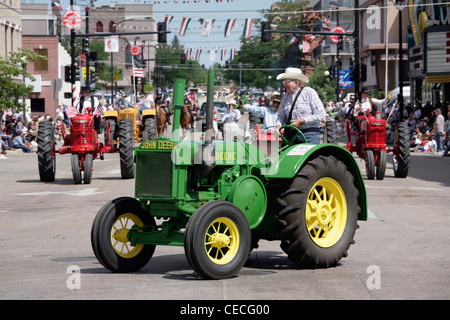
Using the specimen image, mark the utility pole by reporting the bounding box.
[85,5,90,89]
[354,0,360,100]
[70,0,75,104]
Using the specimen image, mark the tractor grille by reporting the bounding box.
[135,151,173,198]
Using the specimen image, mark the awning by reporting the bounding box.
[424,75,450,83]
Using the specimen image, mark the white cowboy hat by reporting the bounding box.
[227,99,238,106]
[276,67,309,83]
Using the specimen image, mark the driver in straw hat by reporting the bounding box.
[276,67,326,144]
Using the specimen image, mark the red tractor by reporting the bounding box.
[344,111,410,180]
[37,110,134,184]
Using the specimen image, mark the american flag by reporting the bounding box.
[93,105,104,116]
[66,106,78,118]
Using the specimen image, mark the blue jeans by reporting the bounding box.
[435,131,443,152]
[295,130,320,145]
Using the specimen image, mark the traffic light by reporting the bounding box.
[337,37,343,51]
[158,22,167,43]
[64,65,72,83]
[74,67,81,83]
[261,21,271,42]
[181,52,186,64]
[83,37,90,53]
[360,64,367,82]
[90,67,96,84]
[349,64,360,83]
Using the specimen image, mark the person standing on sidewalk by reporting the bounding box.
[433,108,445,153]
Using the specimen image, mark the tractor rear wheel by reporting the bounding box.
[393,122,410,178]
[184,200,251,279]
[71,154,82,184]
[91,197,156,273]
[143,117,156,141]
[37,121,56,182]
[365,150,375,180]
[323,120,338,144]
[277,155,360,268]
[119,118,134,179]
[83,153,93,184]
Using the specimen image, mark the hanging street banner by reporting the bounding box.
[62,10,82,30]
[105,36,119,53]
[330,27,346,44]
[130,45,141,56]
[133,68,144,78]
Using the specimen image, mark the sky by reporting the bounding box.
[54,0,277,67]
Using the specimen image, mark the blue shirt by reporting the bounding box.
[244,104,278,132]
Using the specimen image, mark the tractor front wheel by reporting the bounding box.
[376,150,387,180]
[365,150,375,180]
[184,200,251,279]
[83,153,93,184]
[277,155,360,268]
[71,154,82,184]
[91,197,156,273]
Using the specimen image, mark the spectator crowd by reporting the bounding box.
[322,97,450,156]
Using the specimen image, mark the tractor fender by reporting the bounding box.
[142,109,157,117]
[103,110,118,119]
[265,143,367,221]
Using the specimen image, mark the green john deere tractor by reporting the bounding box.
[91,75,367,279]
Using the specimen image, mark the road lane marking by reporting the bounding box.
[365,185,443,191]
[14,188,107,197]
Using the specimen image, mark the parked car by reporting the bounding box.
[199,101,228,132]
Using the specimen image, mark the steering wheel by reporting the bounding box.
[279,125,307,146]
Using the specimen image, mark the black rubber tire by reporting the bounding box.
[37,121,56,182]
[184,200,251,280]
[365,149,375,180]
[393,122,410,178]
[323,120,338,144]
[276,155,360,268]
[83,153,93,184]
[376,150,387,180]
[91,197,156,273]
[119,118,134,179]
[143,117,156,141]
[71,154,82,184]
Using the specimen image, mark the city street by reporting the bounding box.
[0,135,449,302]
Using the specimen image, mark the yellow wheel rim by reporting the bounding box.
[204,217,240,265]
[306,178,347,248]
[110,213,144,258]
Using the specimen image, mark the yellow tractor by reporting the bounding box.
[103,108,157,146]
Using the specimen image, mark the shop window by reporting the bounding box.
[34,49,48,72]
[30,98,46,113]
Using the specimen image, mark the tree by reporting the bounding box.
[308,56,337,103]
[0,48,47,112]
[224,0,314,89]
[154,36,206,87]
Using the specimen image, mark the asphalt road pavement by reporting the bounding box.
[0,133,449,302]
